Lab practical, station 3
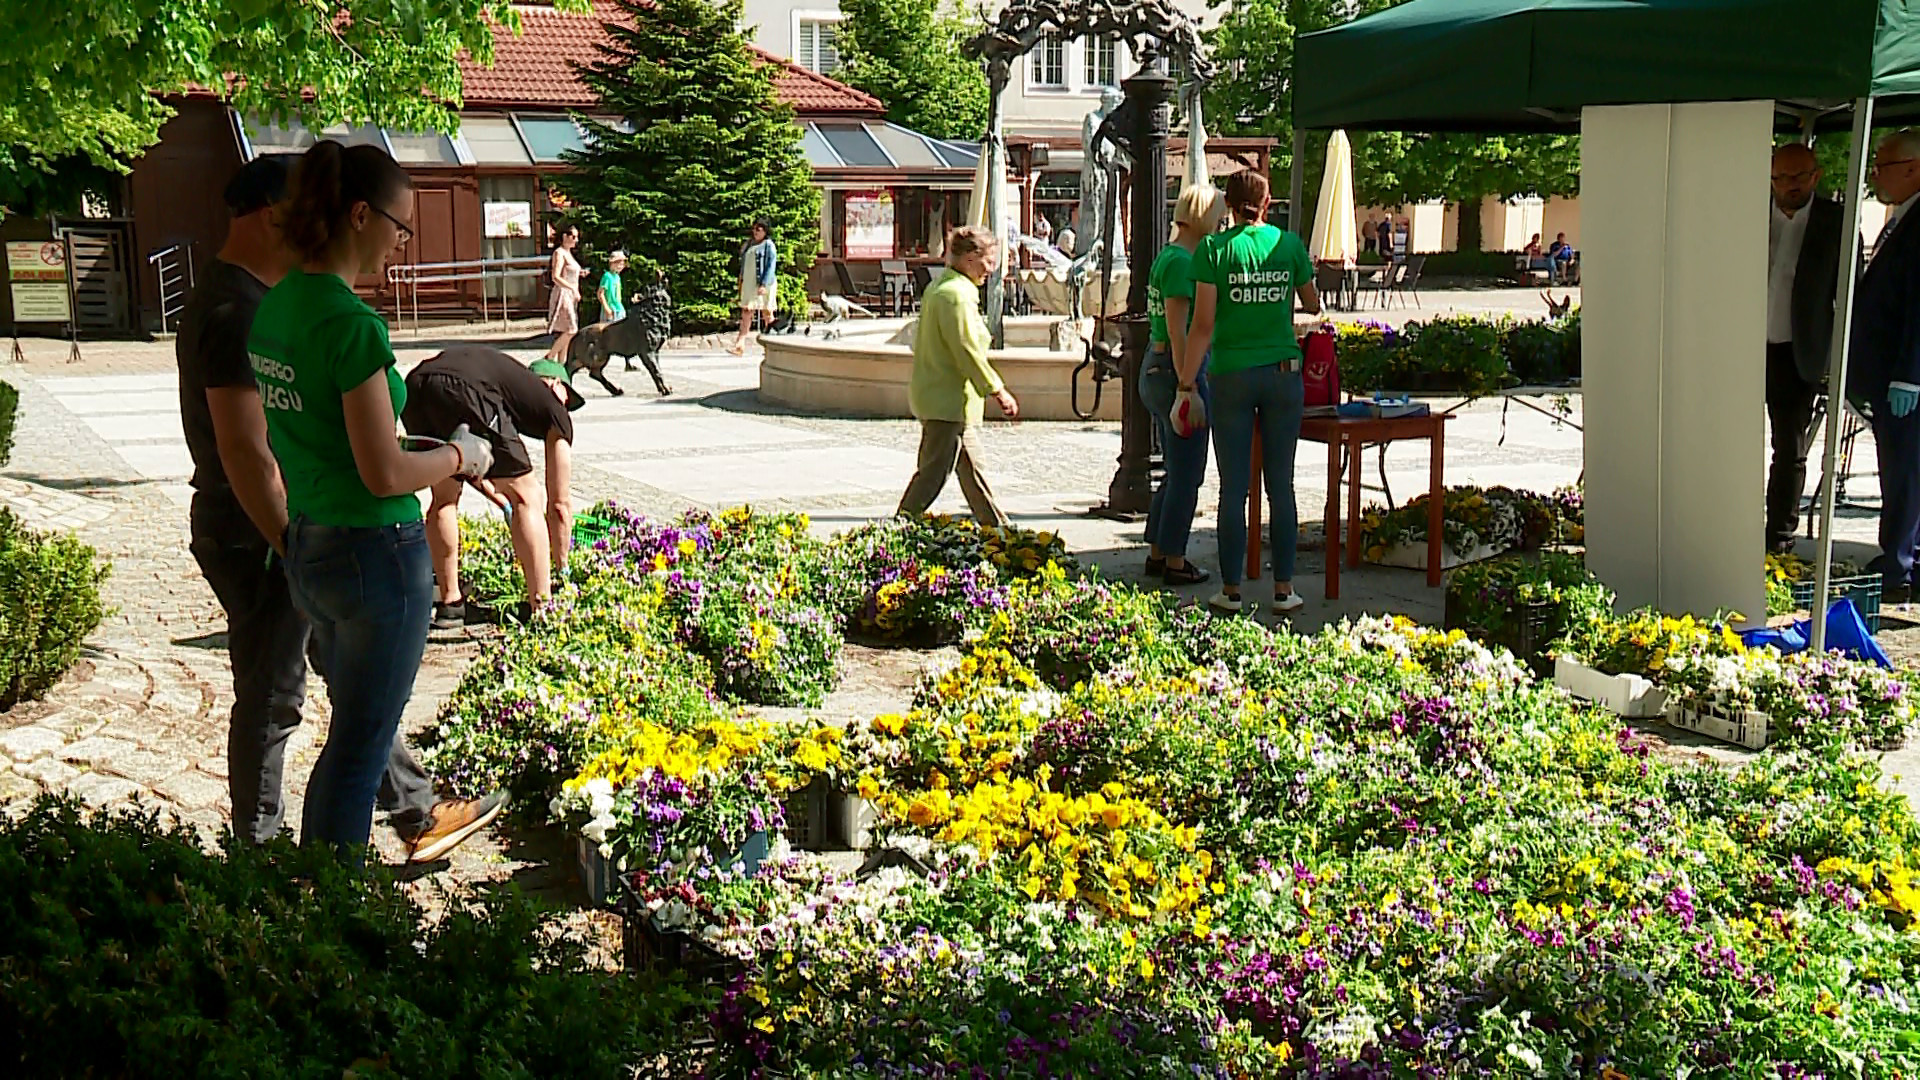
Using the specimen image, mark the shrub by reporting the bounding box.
[0,509,108,709]
[0,379,17,467]
[0,797,697,1078]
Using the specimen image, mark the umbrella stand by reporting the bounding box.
[1812,96,1874,654]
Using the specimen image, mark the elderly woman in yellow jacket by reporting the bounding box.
[896,225,1020,526]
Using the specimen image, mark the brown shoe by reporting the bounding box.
[406,790,510,863]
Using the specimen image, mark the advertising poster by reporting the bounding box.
[483,201,532,238]
[7,240,71,323]
[844,190,895,259]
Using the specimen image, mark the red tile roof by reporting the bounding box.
[459,4,882,116]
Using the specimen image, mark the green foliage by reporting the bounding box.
[0,509,108,709]
[1205,0,1578,225]
[459,512,524,612]
[0,379,17,467]
[556,0,821,332]
[1336,313,1581,394]
[0,148,119,221]
[837,0,989,141]
[0,1,591,179]
[0,796,695,1078]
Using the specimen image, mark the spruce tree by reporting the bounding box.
[558,0,821,329]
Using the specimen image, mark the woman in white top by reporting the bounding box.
[543,225,583,361]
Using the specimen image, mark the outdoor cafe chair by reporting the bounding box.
[1314,263,1350,312]
[1387,255,1427,309]
[831,261,886,308]
[880,259,913,315]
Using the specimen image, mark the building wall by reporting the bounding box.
[125,98,245,331]
[737,0,1216,142]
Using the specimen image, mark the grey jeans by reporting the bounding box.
[190,494,435,845]
[896,419,1008,526]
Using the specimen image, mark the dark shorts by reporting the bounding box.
[400,372,533,480]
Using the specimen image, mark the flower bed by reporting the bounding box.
[1336,313,1581,397]
[420,503,1920,1076]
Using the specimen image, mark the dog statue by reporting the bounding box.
[1541,291,1573,320]
[566,278,674,397]
[820,294,875,322]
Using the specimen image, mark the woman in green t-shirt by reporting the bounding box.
[1139,183,1226,587]
[249,140,494,859]
[1180,170,1322,617]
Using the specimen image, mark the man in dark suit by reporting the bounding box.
[1848,130,1920,599]
[1765,143,1844,553]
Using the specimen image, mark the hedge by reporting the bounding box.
[0,508,108,709]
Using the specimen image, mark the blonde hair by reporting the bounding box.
[946,225,999,265]
[1172,184,1226,237]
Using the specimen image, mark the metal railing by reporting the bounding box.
[386,255,550,333]
[148,243,194,335]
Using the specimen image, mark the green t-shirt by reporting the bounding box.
[247,269,419,527]
[599,269,625,320]
[1192,223,1314,374]
[1146,242,1196,346]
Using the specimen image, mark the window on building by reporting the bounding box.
[797,19,840,74]
[1031,34,1067,89]
[1086,38,1117,88]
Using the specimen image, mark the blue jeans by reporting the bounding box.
[283,516,434,858]
[1138,346,1211,559]
[1209,363,1305,587]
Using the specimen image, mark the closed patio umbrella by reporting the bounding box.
[1310,130,1358,267]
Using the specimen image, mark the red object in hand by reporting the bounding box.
[1302,329,1339,407]
[1171,387,1208,437]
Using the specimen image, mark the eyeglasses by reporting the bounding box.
[1873,158,1918,174]
[1771,168,1817,184]
[367,202,413,243]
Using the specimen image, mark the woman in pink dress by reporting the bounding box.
[543,225,583,361]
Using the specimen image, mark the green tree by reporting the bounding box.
[0,0,587,200]
[836,0,989,141]
[556,0,821,330]
[1204,0,1577,248]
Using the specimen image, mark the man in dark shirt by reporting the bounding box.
[402,346,579,626]
[177,157,505,862]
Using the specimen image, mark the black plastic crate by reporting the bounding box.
[1791,573,1882,634]
[784,777,823,851]
[617,885,742,984]
[1443,591,1559,674]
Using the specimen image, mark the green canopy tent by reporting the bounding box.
[1291,0,1920,651]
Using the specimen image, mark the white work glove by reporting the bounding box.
[446,423,494,479]
[1171,385,1208,438]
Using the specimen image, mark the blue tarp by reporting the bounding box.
[1739,598,1890,667]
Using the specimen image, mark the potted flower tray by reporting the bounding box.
[1664,698,1770,751]
[1373,541,1503,572]
[785,776,875,852]
[1553,655,1669,718]
[576,829,771,908]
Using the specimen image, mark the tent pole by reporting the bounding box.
[1811,96,1874,654]
[1289,129,1306,232]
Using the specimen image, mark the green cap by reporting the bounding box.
[529,360,585,411]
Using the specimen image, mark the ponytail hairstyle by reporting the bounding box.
[281,140,413,263]
[1224,170,1271,224]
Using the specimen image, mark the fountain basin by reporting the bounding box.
[759,316,1124,421]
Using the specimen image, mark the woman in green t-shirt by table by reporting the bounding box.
[1180,170,1322,616]
[248,141,495,859]
[1139,183,1226,587]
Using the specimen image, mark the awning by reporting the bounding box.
[237,111,622,167]
[1293,0,1920,133]
[801,121,979,170]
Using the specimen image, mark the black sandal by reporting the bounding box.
[1145,555,1167,576]
[1162,562,1210,585]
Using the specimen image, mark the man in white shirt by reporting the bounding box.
[1848,129,1920,599]
[1764,143,1843,553]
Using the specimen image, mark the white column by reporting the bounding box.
[1580,101,1771,620]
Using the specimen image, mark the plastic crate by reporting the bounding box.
[1442,593,1560,674]
[571,511,615,548]
[1554,656,1669,718]
[577,836,616,907]
[1790,574,1882,634]
[784,777,824,850]
[617,887,741,984]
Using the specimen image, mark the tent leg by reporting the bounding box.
[1812,97,1874,654]
[1289,130,1307,233]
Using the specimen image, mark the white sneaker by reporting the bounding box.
[1208,591,1243,614]
[1272,592,1306,615]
